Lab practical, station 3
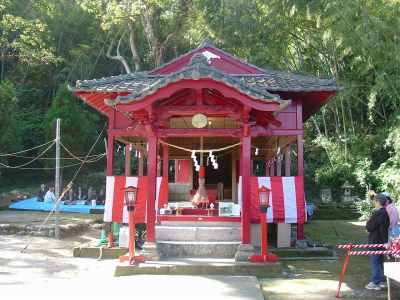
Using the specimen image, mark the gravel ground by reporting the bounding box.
[1,214,398,300]
[0,231,264,300]
[0,228,115,286]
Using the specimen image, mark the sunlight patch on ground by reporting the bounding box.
[261,278,351,300]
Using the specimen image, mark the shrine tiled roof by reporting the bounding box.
[73,39,340,104]
[74,64,339,96]
[111,53,282,105]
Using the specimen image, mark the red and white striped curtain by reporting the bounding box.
[239,176,306,224]
[104,176,168,224]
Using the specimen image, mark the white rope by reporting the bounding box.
[0,140,55,156]
[159,139,241,153]
[60,142,104,162]
[0,141,55,169]
[1,153,105,160]
[21,124,107,252]
[8,154,105,170]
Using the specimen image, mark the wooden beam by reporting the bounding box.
[157,128,242,137]
[155,105,239,117]
[110,128,147,137]
[115,79,280,113]
[251,127,303,137]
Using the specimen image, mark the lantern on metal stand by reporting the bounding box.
[250,186,279,263]
[119,186,145,264]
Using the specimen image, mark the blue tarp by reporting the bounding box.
[9,197,105,214]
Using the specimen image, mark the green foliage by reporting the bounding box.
[0,80,21,155]
[0,0,58,76]
[355,199,374,221]
[377,118,400,200]
[44,84,99,156]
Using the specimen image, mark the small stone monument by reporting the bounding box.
[320,188,332,203]
[341,181,354,203]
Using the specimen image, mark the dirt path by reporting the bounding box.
[0,228,117,285]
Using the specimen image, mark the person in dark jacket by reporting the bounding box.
[37,184,46,202]
[365,193,390,291]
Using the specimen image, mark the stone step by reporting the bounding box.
[115,258,283,277]
[156,225,241,242]
[156,241,240,258]
[159,221,241,227]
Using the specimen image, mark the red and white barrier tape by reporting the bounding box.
[336,238,400,298]
[337,243,386,249]
[349,250,400,256]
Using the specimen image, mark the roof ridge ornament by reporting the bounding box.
[201,50,221,64]
[188,52,210,66]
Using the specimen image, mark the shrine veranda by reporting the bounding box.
[72,40,340,258]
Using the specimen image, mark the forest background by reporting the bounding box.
[0,0,399,203]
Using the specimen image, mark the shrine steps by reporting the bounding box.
[156,225,241,242]
[156,241,240,258]
[155,221,241,258]
[115,258,283,277]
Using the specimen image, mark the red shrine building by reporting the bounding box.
[72,40,339,260]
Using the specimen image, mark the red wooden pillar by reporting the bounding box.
[269,161,275,176]
[240,135,251,244]
[146,136,157,242]
[162,144,169,203]
[162,144,169,178]
[106,111,115,176]
[106,115,115,247]
[285,145,291,176]
[125,145,131,176]
[106,134,114,176]
[297,136,304,176]
[296,100,305,240]
[296,134,305,240]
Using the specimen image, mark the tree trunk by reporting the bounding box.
[128,21,142,71]
[106,31,132,74]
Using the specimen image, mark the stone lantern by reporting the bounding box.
[341,181,354,203]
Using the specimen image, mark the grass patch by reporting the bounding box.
[305,220,368,246]
[261,220,397,299]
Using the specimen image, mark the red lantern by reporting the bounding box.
[124,186,137,211]
[258,186,271,213]
[119,185,145,264]
[250,185,279,263]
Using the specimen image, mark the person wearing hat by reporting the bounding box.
[365,193,390,291]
